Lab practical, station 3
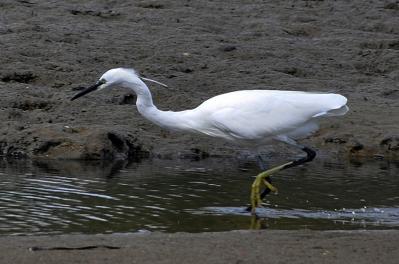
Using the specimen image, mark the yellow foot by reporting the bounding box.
[250,174,278,214]
[250,162,291,214]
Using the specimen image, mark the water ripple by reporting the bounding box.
[0,158,398,234]
[195,207,399,226]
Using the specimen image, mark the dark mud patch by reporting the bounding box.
[0,0,398,161]
[12,100,53,111]
[1,72,37,83]
[33,140,62,154]
[360,40,399,50]
[136,1,165,9]
[69,9,121,18]
[380,136,399,151]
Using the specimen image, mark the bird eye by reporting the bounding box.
[98,79,106,85]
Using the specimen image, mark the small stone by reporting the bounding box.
[181,68,193,73]
[324,137,347,144]
[384,3,399,10]
[380,136,399,151]
[119,94,136,105]
[350,142,364,153]
[221,45,237,52]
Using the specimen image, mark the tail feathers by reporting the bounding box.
[325,104,349,116]
[313,104,349,118]
[312,94,348,118]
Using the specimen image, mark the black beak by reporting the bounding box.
[71,81,103,101]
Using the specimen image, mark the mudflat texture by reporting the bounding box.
[1,230,399,264]
[0,0,398,160]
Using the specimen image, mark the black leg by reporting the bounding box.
[246,146,316,212]
[261,147,315,198]
[256,155,268,171]
[282,147,316,170]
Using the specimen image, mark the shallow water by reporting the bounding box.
[0,157,398,235]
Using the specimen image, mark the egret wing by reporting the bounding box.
[199,90,347,140]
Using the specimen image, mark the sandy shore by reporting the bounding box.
[1,230,398,264]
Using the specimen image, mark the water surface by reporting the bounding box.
[0,157,398,235]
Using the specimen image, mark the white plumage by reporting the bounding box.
[72,68,348,148]
[190,90,348,144]
[71,67,349,213]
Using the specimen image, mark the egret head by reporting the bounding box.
[71,68,167,101]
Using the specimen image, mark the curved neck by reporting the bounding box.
[128,80,197,132]
[133,80,155,109]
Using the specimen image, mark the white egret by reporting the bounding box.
[71,67,348,213]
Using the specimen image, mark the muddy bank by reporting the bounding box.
[1,230,399,264]
[0,0,398,160]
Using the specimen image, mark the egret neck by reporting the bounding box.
[129,78,197,132]
[71,67,349,214]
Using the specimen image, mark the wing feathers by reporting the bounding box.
[195,90,348,141]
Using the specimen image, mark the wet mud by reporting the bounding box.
[0,0,398,160]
